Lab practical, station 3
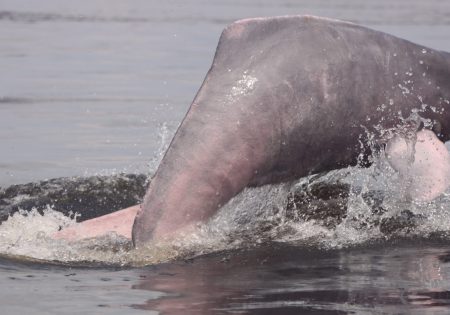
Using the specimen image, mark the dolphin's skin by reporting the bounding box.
[128,16,450,245]
[386,129,450,201]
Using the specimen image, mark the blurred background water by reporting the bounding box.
[2,1,450,314]
[1,0,450,186]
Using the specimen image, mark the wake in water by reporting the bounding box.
[1,141,450,266]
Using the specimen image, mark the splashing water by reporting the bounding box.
[148,122,176,173]
[0,206,188,266]
[1,127,450,266]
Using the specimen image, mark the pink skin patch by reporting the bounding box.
[224,15,353,40]
[224,17,271,39]
[225,22,246,39]
[53,205,139,241]
[386,130,450,201]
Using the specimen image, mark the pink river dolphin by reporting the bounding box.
[56,16,450,246]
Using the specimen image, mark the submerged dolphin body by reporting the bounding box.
[132,16,450,246]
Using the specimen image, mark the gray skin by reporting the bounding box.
[132,15,450,246]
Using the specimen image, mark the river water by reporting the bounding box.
[1,0,450,314]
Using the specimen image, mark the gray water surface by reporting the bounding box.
[1,0,450,185]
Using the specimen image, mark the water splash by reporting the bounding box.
[0,206,189,266]
[148,122,175,173]
[227,70,258,102]
[1,153,450,266]
[1,121,450,266]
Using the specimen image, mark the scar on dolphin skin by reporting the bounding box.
[55,16,450,245]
